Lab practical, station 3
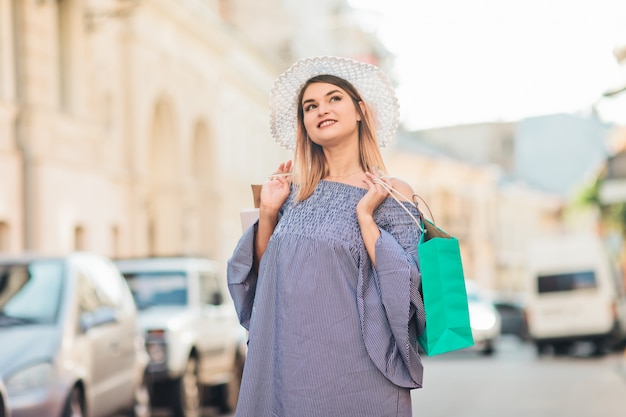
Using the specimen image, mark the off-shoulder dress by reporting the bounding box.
[227,180,426,417]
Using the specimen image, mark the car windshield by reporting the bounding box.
[0,260,65,326]
[122,272,188,309]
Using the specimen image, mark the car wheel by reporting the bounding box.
[553,342,570,355]
[62,386,85,417]
[216,353,244,413]
[481,340,495,356]
[535,341,549,356]
[591,339,609,357]
[171,356,201,417]
[129,375,151,417]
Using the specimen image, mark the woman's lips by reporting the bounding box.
[318,119,337,128]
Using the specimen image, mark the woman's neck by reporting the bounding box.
[323,143,363,178]
[325,168,363,180]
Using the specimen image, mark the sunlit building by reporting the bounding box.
[0,0,388,277]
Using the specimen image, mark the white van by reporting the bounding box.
[525,234,626,355]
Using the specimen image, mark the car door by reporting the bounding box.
[88,258,137,403]
[197,271,233,380]
[75,259,134,416]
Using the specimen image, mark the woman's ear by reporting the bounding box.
[358,101,366,121]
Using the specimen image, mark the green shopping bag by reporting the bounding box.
[371,177,474,356]
[417,218,474,356]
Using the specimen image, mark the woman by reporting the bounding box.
[227,56,425,417]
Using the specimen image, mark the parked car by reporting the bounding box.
[0,253,150,417]
[466,281,501,355]
[0,376,9,417]
[493,299,529,340]
[114,257,246,417]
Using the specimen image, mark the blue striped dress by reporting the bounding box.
[227,180,426,417]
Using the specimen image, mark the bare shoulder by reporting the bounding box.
[388,177,415,199]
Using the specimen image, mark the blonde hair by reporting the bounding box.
[293,75,387,201]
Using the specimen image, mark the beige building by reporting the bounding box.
[385,145,564,296]
[0,0,291,268]
[0,0,582,297]
[0,0,387,279]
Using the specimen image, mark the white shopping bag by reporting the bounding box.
[240,208,259,232]
[239,184,262,232]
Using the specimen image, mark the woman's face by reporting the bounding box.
[301,82,361,148]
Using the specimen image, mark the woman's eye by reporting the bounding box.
[304,104,316,112]
[330,95,342,102]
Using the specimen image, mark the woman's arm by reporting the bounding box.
[357,173,415,267]
[253,160,292,272]
[253,206,280,271]
[357,179,426,388]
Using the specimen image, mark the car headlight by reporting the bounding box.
[470,305,498,331]
[6,362,53,396]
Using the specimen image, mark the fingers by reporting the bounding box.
[266,175,289,186]
[363,171,389,190]
[269,160,293,179]
[277,160,292,173]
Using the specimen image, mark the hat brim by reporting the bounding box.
[269,56,400,151]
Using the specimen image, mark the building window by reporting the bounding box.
[102,93,113,131]
[147,218,155,256]
[0,1,11,100]
[111,225,119,258]
[74,225,85,251]
[0,222,9,252]
[57,0,74,111]
[191,122,213,183]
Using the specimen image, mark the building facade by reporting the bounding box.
[1,0,291,267]
[385,142,564,296]
[0,0,388,279]
[1,0,592,298]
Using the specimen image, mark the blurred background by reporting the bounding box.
[1,0,626,416]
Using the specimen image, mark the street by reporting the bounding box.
[412,336,626,417]
[142,336,626,417]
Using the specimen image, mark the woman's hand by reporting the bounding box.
[254,160,293,272]
[356,169,390,267]
[356,169,390,219]
[260,160,293,215]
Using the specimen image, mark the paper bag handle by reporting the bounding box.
[373,177,425,233]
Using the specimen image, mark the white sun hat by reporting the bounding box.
[269,56,400,151]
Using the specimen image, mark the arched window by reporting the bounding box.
[149,99,179,184]
[145,98,183,255]
[191,122,214,183]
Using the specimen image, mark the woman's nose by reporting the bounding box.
[317,103,329,115]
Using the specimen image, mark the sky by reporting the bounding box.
[348,0,626,131]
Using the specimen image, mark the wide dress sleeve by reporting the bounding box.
[357,200,426,389]
[226,223,258,330]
